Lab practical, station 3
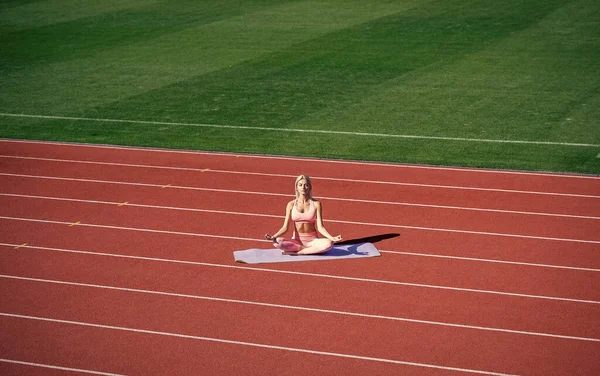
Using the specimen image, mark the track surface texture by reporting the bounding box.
[1,139,599,376]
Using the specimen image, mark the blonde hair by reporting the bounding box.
[294,174,313,200]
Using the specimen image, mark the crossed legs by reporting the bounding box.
[273,235,333,255]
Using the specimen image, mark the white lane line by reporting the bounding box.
[2,192,599,244]
[379,250,600,272]
[327,196,600,219]
[2,173,598,220]
[2,155,599,199]
[2,274,597,342]
[2,138,599,180]
[0,312,519,376]
[0,358,125,375]
[0,215,258,241]
[2,111,598,149]
[329,217,600,244]
[2,205,596,275]
[1,241,598,304]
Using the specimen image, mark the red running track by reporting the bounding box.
[0,139,599,376]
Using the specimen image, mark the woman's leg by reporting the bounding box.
[273,237,303,254]
[296,238,333,255]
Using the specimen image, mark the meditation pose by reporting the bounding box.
[265,175,342,255]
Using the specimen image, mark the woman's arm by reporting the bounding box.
[265,200,294,240]
[314,201,342,242]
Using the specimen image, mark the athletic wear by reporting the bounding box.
[273,199,332,254]
[291,199,316,223]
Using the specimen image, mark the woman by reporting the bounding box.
[265,175,342,255]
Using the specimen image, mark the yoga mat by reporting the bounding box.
[233,242,380,264]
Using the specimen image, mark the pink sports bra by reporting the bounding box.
[291,199,316,223]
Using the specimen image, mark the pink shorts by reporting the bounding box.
[294,231,318,246]
[273,232,319,253]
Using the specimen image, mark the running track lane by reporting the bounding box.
[1,159,599,254]
[1,139,599,195]
[0,314,504,376]
[1,154,598,219]
[1,173,598,270]
[0,174,598,242]
[2,240,599,343]
[1,277,599,375]
[1,140,600,374]
[1,196,599,304]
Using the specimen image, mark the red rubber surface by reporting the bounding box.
[1,139,599,376]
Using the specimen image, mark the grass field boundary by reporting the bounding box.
[2,138,599,179]
[2,112,598,148]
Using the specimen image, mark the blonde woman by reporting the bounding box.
[265,175,342,255]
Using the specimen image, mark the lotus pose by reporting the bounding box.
[265,175,342,255]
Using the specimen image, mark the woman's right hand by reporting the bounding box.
[264,234,274,240]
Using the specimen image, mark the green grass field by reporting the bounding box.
[1,0,599,174]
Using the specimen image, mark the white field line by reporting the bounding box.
[377,250,600,272]
[0,313,519,376]
[2,173,598,220]
[2,137,600,180]
[0,241,598,305]
[0,359,125,376]
[2,274,598,343]
[2,155,599,199]
[1,193,598,244]
[1,112,599,149]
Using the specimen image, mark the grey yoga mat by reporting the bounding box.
[234,242,380,264]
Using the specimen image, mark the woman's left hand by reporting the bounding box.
[331,235,342,242]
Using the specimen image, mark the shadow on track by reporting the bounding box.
[336,233,399,246]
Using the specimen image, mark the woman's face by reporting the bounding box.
[297,179,310,196]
